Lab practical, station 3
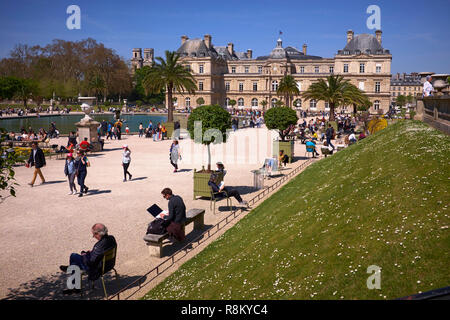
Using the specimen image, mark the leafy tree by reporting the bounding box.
[302,75,367,121]
[14,78,39,107]
[229,99,236,109]
[196,97,205,106]
[264,107,298,141]
[0,129,19,201]
[187,105,231,171]
[396,95,406,107]
[406,94,414,105]
[0,76,21,100]
[143,51,196,122]
[277,75,300,108]
[88,74,105,108]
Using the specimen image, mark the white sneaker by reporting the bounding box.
[68,191,73,195]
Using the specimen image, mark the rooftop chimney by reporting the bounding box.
[302,44,307,55]
[247,49,252,59]
[181,35,188,45]
[204,34,212,49]
[227,43,234,55]
[375,30,382,44]
[347,30,354,44]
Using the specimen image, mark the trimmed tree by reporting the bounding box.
[229,99,236,110]
[260,99,268,112]
[264,106,298,141]
[196,97,205,106]
[187,105,231,171]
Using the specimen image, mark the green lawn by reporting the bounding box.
[143,120,449,300]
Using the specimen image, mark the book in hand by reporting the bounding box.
[147,204,168,219]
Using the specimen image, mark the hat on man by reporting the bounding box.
[122,144,128,148]
[67,153,73,158]
[216,161,223,165]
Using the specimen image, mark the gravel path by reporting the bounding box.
[0,126,314,299]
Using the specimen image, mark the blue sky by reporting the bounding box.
[0,0,449,73]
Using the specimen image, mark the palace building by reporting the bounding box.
[132,29,392,113]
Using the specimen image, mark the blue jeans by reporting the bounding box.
[152,134,156,141]
[70,253,89,271]
[326,137,335,150]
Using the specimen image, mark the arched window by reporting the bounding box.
[272,80,278,91]
[271,98,278,108]
[293,99,302,108]
[185,97,190,107]
[373,100,380,110]
[251,98,258,107]
[238,98,244,107]
[225,97,230,107]
[310,99,317,109]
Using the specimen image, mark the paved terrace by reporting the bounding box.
[0,126,317,299]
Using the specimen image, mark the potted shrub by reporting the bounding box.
[264,106,298,163]
[187,105,231,199]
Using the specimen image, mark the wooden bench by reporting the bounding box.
[143,208,205,258]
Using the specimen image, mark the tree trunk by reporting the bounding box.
[167,84,174,122]
[329,103,336,121]
[207,143,211,172]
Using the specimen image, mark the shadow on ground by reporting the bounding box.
[85,189,112,196]
[176,169,192,173]
[3,273,146,300]
[162,224,214,257]
[130,177,148,181]
[102,147,123,151]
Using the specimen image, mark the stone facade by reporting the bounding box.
[134,30,393,114]
[390,72,422,105]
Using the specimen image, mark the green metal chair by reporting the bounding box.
[81,246,118,299]
[209,171,232,215]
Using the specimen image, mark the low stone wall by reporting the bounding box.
[416,96,450,135]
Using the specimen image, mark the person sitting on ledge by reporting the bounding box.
[208,162,249,207]
[59,223,117,294]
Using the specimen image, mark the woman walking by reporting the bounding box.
[75,150,90,197]
[122,144,132,182]
[170,140,181,173]
[64,153,77,195]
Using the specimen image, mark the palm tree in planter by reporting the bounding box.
[143,50,196,136]
[277,75,300,108]
[187,105,231,199]
[302,74,366,121]
[264,106,298,163]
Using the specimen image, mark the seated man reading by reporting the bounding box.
[60,223,116,294]
[208,162,248,207]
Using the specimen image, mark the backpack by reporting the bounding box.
[146,218,167,235]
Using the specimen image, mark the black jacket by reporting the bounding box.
[82,234,117,281]
[165,195,186,225]
[28,147,46,169]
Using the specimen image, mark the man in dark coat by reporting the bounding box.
[27,141,46,186]
[325,124,335,151]
[161,187,186,242]
[60,223,117,294]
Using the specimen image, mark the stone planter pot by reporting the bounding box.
[273,140,294,163]
[193,169,212,199]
